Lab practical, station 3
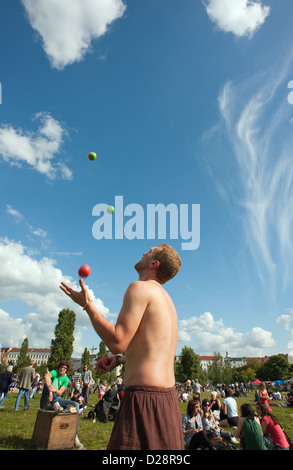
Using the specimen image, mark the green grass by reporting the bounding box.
[0,390,292,450]
[0,391,113,450]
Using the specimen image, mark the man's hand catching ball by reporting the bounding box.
[60,278,91,309]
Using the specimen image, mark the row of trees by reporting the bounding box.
[175,346,293,385]
[0,309,77,376]
[0,309,117,382]
[2,309,292,386]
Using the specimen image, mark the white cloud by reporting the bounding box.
[0,238,114,355]
[21,0,126,69]
[0,113,72,180]
[204,0,270,38]
[180,312,224,333]
[178,311,275,356]
[0,308,31,347]
[277,309,293,331]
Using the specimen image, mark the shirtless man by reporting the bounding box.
[60,244,184,450]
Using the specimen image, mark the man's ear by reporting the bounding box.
[150,260,160,270]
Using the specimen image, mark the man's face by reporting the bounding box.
[134,247,158,272]
[59,365,67,376]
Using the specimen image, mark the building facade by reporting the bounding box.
[0,347,51,366]
[199,355,269,371]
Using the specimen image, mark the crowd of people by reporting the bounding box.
[1,360,293,451]
[180,381,292,451]
[0,363,122,410]
[1,245,293,451]
[0,360,124,450]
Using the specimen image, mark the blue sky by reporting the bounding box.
[0,0,293,359]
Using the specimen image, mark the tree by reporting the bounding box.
[222,366,234,385]
[246,358,263,373]
[257,354,291,381]
[15,338,31,373]
[245,367,257,382]
[175,346,201,383]
[206,352,225,385]
[81,347,96,381]
[97,341,108,361]
[96,341,116,382]
[81,348,91,368]
[48,309,76,370]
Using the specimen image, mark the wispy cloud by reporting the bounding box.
[201,58,293,292]
[0,112,72,180]
[203,0,270,38]
[6,205,48,242]
[22,0,126,69]
[55,252,83,257]
[6,205,24,223]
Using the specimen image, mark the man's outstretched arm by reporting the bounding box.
[60,279,148,353]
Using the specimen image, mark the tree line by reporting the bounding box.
[2,309,292,385]
[0,309,118,383]
[176,346,293,384]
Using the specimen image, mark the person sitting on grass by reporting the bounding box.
[234,403,267,450]
[218,387,239,428]
[202,398,238,445]
[256,402,290,450]
[182,399,216,450]
[209,391,222,422]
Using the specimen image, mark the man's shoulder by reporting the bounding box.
[128,280,163,293]
[128,280,146,289]
[126,281,163,303]
[126,280,149,296]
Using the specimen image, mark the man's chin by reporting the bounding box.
[134,262,140,272]
[134,260,144,273]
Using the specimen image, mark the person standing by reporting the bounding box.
[14,360,35,411]
[60,244,184,450]
[192,379,202,402]
[81,364,92,407]
[72,369,82,392]
[259,382,272,412]
[30,372,40,398]
[0,365,14,408]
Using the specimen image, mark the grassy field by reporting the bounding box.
[0,389,292,450]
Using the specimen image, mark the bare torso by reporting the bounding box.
[123,280,178,388]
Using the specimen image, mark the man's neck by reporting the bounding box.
[138,274,163,284]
